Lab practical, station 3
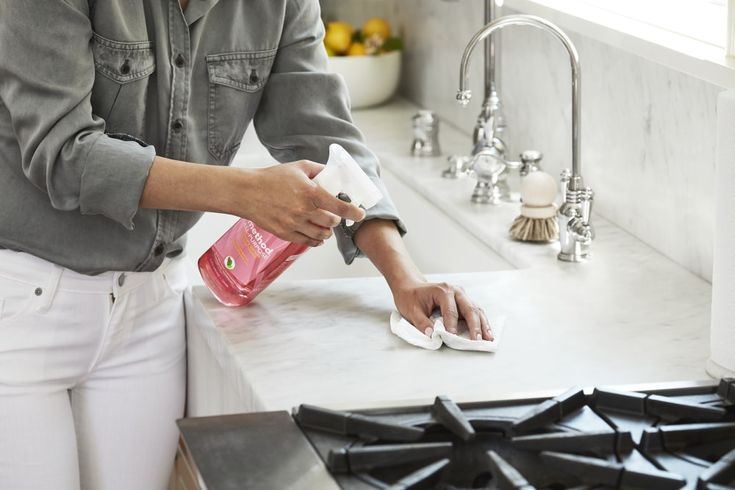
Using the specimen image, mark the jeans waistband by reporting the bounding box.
[0,249,176,295]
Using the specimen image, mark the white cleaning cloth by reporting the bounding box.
[390,311,505,352]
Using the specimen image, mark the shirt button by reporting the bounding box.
[172,119,184,133]
[120,60,131,75]
[118,274,126,287]
[154,244,165,256]
[175,54,185,68]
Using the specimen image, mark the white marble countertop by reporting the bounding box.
[185,98,712,414]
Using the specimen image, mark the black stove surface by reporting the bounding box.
[294,378,735,490]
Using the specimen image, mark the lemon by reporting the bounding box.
[347,42,366,56]
[362,17,391,42]
[328,21,354,36]
[324,45,336,57]
[324,21,354,55]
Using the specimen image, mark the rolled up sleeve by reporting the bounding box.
[253,0,406,264]
[0,1,155,230]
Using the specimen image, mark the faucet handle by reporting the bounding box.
[502,149,543,175]
[569,216,595,244]
[442,155,469,179]
[411,111,442,157]
[520,150,543,176]
[566,185,595,245]
[504,159,521,171]
[581,186,594,224]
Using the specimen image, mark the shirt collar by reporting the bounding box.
[183,0,221,25]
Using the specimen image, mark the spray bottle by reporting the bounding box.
[198,144,384,306]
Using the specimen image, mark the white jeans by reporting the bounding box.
[0,249,188,490]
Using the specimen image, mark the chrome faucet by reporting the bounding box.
[442,0,518,205]
[472,0,506,174]
[457,14,594,262]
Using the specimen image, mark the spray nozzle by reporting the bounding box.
[313,144,384,226]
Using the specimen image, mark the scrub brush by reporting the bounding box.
[510,171,559,242]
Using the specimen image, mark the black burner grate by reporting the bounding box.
[294,378,735,490]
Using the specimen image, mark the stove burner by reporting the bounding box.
[294,382,735,489]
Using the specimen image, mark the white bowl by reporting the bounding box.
[327,50,401,110]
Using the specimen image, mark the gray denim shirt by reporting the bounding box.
[0,0,404,274]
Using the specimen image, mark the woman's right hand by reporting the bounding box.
[140,156,365,247]
[229,160,366,247]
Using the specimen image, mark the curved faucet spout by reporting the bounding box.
[458,14,582,190]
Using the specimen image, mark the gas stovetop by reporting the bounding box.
[177,379,735,490]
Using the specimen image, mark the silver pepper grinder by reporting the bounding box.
[411,110,442,157]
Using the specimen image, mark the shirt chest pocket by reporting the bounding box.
[206,49,277,161]
[90,33,156,137]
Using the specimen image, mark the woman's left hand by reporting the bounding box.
[392,280,494,341]
[353,219,494,341]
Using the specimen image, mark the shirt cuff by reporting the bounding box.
[79,133,156,230]
[334,175,407,265]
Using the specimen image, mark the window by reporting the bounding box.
[579,0,728,49]
[503,0,735,82]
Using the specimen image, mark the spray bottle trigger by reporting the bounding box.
[337,192,356,227]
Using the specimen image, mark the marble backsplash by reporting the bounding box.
[321,0,725,281]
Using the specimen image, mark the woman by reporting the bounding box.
[0,1,493,488]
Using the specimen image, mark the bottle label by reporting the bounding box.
[212,219,292,284]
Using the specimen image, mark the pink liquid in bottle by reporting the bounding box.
[198,219,308,306]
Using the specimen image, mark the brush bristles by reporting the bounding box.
[509,216,559,243]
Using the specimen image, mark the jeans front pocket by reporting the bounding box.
[0,276,46,328]
[90,33,156,136]
[206,49,277,161]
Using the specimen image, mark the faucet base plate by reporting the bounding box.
[557,251,590,263]
[471,181,502,205]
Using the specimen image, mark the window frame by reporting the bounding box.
[576,0,727,51]
[502,0,735,87]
